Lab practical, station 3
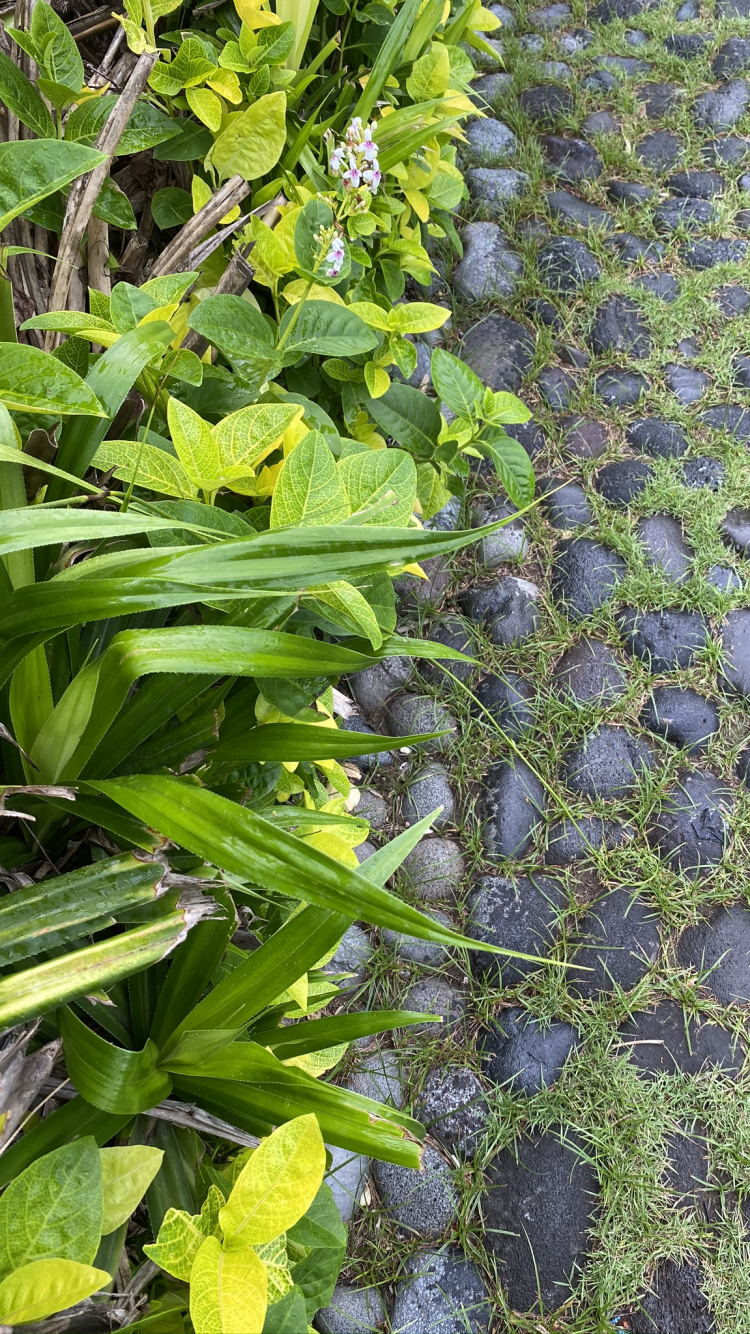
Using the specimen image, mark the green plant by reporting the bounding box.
[145,1114,344,1332]
[0,1138,161,1326]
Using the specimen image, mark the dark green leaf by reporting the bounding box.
[367,381,442,457]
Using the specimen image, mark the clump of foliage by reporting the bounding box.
[0,0,531,1327]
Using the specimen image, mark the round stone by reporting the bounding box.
[372,1144,457,1238]
[666,33,713,57]
[562,724,653,799]
[517,84,575,123]
[595,459,654,507]
[594,368,648,405]
[562,415,609,458]
[417,1067,489,1157]
[473,670,536,734]
[668,170,724,197]
[420,616,476,685]
[589,296,651,357]
[682,456,724,490]
[347,1049,404,1105]
[568,887,661,998]
[539,477,593,529]
[694,78,750,130]
[536,365,576,410]
[482,757,545,857]
[467,167,530,217]
[384,694,456,755]
[391,1251,491,1334]
[545,815,628,864]
[329,924,374,986]
[629,1262,715,1334]
[484,1131,596,1313]
[619,608,710,671]
[467,874,567,984]
[552,538,627,620]
[608,232,666,264]
[395,555,449,609]
[721,507,750,555]
[473,71,512,110]
[473,499,527,566]
[381,908,453,967]
[636,129,683,170]
[402,837,464,901]
[649,769,732,879]
[700,403,750,438]
[326,1142,369,1225]
[665,363,712,403]
[715,284,750,316]
[541,134,602,182]
[618,1000,742,1077]
[356,789,388,829]
[635,272,681,301]
[454,223,522,302]
[707,564,743,593]
[641,687,719,754]
[553,637,627,703]
[355,840,377,863]
[609,179,656,203]
[460,575,542,646]
[461,313,533,393]
[349,656,414,715]
[703,135,750,165]
[318,1285,388,1334]
[655,198,716,235]
[402,763,456,829]
[663,1122,718,1215]
[537,236,602,292]
[581,110,620,136]
[713,36,750,77]
[401,976,466,1033]
[627,417,689,458]
[482,1009,580,1094]
[463,116,517,164]
[677,903,750,1003]
[637,514,694,584]
[721,609,750,696]
[340,715,394,773]
[685,238,749,269]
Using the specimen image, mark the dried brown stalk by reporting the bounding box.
[45,48,159,342]
[86,214,111,297]
[148,174,248,278]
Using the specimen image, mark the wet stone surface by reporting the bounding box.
[482,757,546,856]
[619,608,710,671]
[372,1145,457,1238]
[552,537,627,619]
[629,1262,716,1333]
[618,1001,742,1077]
[568,887,661,998]
[468,875,566,984]
[554,637,627,702]
[649,770,732,879]
[562,724,653,799]
[641,687,720,754]
[417,1067,489,1157]
[485,1132,597,1312]
[391,1251,491,1334]
[482,1009,581,1093]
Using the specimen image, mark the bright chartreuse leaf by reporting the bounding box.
[0,1259,110,1326]
[99,1146,164,1235]
[303,581,383,648]
[0,140,105,234]
[167,397,221,492]
[406,42,451,100]
[0,344,106,416]
[212,403,302,474]
[270,432,349,528]
[388,303,451,335]
[144,1207,206,1281]
[0,1139,103,1276]
[190,1236,268,1334]
[207,91,287,182]
[92,438,197,498]
[337,448,416,526]
[219,1115,326,1247]
[149,38,218,96]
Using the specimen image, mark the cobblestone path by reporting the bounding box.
[319,1,750,1328]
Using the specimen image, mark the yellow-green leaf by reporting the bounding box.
[100,1146,164,1235]
[144,1207,206,1281]
[337,447,416,526]
[364,362,390,398]
[190,1236,267,1334]
[388,302,451,335]
[346,301,390,332]
[186,86,223,133]
[92,439,196,499]
[0,1259,110,1325]
[406,43,451,100]
[304,580,382,648]
[219,1114,326,1247]
[208,91,286,183]
[212,403,301,473]
[270,431,349,528]
[167,397,221,491]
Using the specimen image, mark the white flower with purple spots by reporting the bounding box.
[329,117,381,195]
